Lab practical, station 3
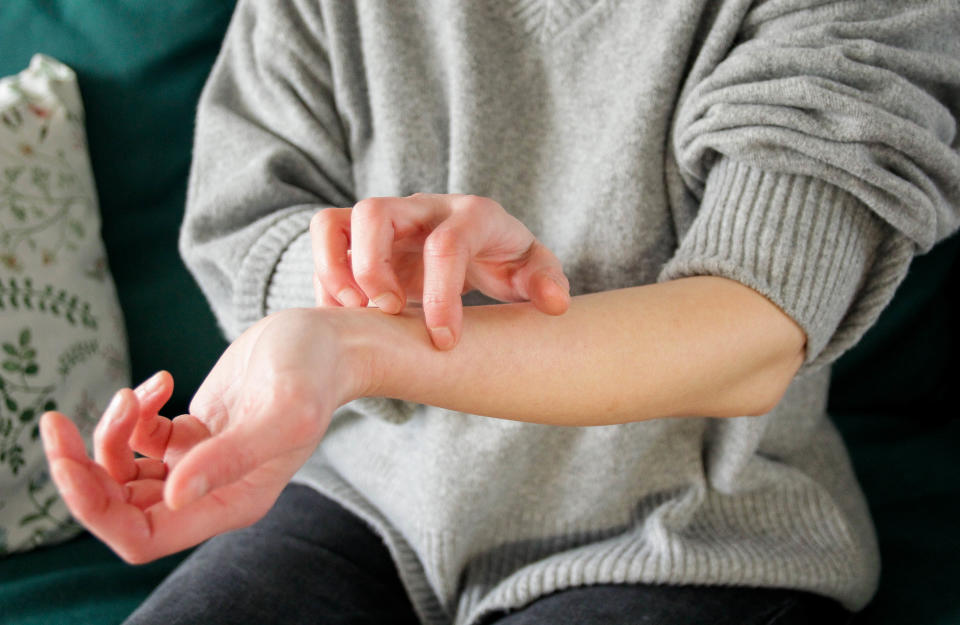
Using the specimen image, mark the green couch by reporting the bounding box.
[0,2,956,623]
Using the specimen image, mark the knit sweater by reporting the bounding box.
[180,2,960,624]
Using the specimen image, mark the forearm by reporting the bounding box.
[339,276,805,426]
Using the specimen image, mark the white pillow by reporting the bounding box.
[0,55,130,555]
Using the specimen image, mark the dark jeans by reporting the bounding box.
[124,484,854,625]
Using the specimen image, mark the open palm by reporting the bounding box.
[41,310,346,563]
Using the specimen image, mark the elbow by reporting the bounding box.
[725,341,806,418]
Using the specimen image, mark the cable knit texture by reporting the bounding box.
[179,1,960,623]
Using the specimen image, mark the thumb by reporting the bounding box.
[162,429,253,510]
[515,242,571,315]
[163,420,316,510]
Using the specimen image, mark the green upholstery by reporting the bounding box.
[0,2,957,624]
[0,0,234,417]
[0,534,189,625]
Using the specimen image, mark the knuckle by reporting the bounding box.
[353,197,389,223]
[309,208,343,235]
[309,210,329,231]
[454,194,495,217]
[421,291,456,307]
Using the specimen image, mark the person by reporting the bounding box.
[40,1,960,624]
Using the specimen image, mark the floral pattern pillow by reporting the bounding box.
[0,55,130,554]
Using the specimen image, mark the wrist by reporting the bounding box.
[306,306,411,407]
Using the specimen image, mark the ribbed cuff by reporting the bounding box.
[265,229,315,315]
[660,158,888,368]
[233,209,315,336]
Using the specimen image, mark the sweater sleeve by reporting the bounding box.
[180,0,351,340]
[664,0,960,371]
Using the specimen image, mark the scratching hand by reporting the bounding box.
[310,193,570,349]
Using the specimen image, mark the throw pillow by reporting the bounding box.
[0,54,130,555]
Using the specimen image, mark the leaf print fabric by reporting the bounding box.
[0,55,130,555]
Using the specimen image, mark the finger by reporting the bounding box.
[314,272,341,307]
[528,270,571,315]
[129,371,175,459]
[135,456,167,480]
[350,196,444,314]
[160,414,214,469]
[421,215,474,350]
[513,241,571,316]
[41,411,90,465]
[45,415,284,565]
[163,414,320,510]
[94,389,139,482]
[310,208,367,308]
[42,412,125,504]
[123,479,165,509]
[123,461,292,563]
[133,370,174,414]
[48,455,161,564]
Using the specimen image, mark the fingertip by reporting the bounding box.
[133,373,174,421]
[337,286,366,308]
[39,411,61,450]
[156,370,174,391]
[113,388,136,412]
[372,292,404,314]
[135,371,171,396]
[428,326,456,350]
[531,272,571,316]
[42,412,88,461]
[99,389,137,435]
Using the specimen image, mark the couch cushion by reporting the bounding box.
[0,54,131,555]
[0,1,236,415]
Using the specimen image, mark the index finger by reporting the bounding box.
[349,195,448,314]
[129,370,175,459]
[93,389,139,483]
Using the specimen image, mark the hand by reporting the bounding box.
[310,193,571,349]
[41,309,357,563]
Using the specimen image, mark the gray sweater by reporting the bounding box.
[180,1,960,624]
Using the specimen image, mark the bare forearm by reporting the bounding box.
[341,276,805,426]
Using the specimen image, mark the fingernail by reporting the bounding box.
[183,475,208,505]
[337,287,364,308]
[373,292,402,314]
[430,326,454,350]
[143,371,164,388]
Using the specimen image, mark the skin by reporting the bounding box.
[309,193,571,349]
[40,193,805,565]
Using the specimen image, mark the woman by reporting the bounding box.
[41,1,960,623]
